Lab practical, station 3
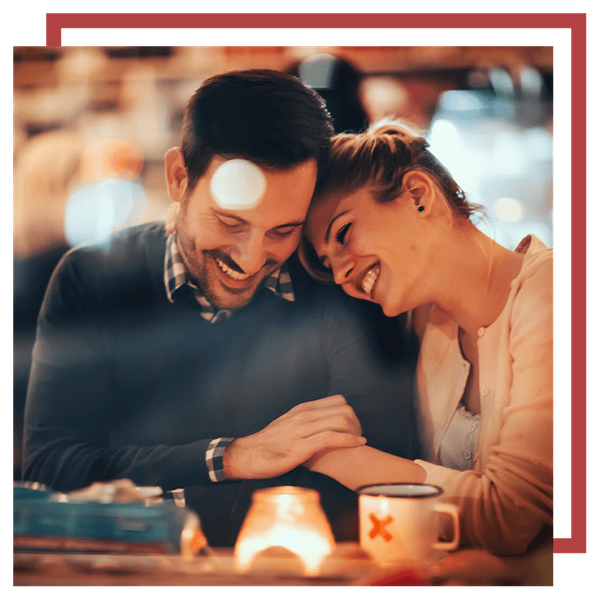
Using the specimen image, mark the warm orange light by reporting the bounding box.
[81,139,144,183]
[234,486,335,576]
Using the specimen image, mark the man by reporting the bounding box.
[23,69,418,545]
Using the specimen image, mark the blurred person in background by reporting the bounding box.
[286,54,369,134]
[300,120,552,555]
[22,70,419,546]
[13,130,83,479]
[14,130,147,480]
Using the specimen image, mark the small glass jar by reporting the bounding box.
[234,486,335,576]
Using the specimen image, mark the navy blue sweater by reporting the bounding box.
[23,223,418,541]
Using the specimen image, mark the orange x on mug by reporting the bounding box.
[369,513,393,541]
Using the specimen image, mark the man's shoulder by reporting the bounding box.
[49,223,167,307]
[62,222,166,270]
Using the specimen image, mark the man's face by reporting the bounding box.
[175,156,318,310]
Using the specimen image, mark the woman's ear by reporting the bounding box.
[402,170,435,216]
[165,147,188,203]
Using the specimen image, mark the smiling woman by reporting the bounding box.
[299,119,553,556]
[301,121,480,267]
[301,122,487,320]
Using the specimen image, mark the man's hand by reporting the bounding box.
[222,395,366,480]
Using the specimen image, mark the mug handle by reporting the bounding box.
[433,502,460,552]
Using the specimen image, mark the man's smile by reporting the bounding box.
[214,256,252,281]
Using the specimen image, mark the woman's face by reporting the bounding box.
[304,186,436,317]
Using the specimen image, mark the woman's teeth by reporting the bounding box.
[361,265,380,296]
[215,257,251,280]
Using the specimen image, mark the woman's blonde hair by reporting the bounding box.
[301,119,481,281]
[313,119,477,214]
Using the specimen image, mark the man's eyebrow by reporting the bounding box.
[272,220,305,230]
[324,210,350,244]
[213,208,304,230]
[213,208,248,224]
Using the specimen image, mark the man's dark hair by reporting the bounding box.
[181,69,335,191]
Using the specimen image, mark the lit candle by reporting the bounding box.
[234,486,335,576]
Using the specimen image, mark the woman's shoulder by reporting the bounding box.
[510,235,553,324]
[515,235,553,278]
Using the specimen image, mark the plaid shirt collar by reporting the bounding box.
[164,231,294,324]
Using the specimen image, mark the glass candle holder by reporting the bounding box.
[234,486,335,576]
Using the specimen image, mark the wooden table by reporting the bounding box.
[14,544,373,586]
[14,541,553,586]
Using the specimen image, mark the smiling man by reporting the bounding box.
[22,70,419,545]
[167,154,317,311]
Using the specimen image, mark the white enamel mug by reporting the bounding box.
[358,483,460,565]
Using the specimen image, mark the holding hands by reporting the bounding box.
[222,395,365,480]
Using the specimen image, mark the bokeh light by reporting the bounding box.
[65,178,148,246]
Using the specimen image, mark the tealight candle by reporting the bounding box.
[234,486,335,576]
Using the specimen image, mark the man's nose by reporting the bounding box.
[231,232,268,275]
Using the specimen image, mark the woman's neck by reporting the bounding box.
[432,223,524,337]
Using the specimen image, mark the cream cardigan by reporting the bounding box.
[413,235,553,555]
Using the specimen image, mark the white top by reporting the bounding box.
[439,404,481,471]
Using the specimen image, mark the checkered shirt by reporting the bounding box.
[164,231,294,324]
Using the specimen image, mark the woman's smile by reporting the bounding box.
[358,262,381,297]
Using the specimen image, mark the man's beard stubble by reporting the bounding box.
[174,201,280,310]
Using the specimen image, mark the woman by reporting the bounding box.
[300,120,553,555]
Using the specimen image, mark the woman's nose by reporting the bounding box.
[333,257,355,285]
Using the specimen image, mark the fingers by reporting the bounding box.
[282,396,361,436]
[295,397,365,453]
[293,406,361,438]
[287,395,348,412]
[302,430,367,455]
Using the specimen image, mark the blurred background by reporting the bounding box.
[13,45,553,480]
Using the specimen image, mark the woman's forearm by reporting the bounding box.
[306,445,426,491]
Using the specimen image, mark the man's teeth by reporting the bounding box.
[215,257,251,280]
[361,265,380,296]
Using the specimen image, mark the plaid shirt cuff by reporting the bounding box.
[206,437,235,482]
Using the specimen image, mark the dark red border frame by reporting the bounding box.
[45,12,587,554]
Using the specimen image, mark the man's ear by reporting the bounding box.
[165,147,188,203]
[402,170,436,216]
